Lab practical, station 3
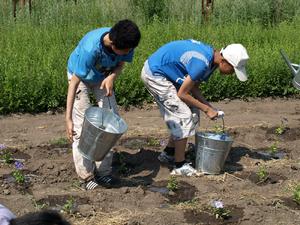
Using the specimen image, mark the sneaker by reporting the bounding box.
[170,163,198,176]
[85,175,119,190]
[158,151,175,164]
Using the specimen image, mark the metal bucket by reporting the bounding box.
[195,132,233,175]
[78,106,128,161]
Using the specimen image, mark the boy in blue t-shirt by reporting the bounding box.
[141,40,249,176]
[66,19,141,189]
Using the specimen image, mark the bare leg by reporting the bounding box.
[174,138,187,162]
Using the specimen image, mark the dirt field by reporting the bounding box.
[0,98,300,225]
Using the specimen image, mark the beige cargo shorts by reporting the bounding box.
[141,61,199,140]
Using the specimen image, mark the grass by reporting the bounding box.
[1,0,300,113]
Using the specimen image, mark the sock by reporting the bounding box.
[164,146,175,156]
[175,160,186,168]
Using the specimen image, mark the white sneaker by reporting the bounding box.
[158,151,175,164]
[170,163,198,176]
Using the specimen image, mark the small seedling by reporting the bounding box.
[293,185,300,205]
[1,151,13,164]
[275,127,284,135]
[147,137,160,147]
[12,170,25,184]
[269,141,279,155]
[211,200,231,219]
[33,201,48,210]
[62,198,75,214]
[12,161,25,184]
[275,118,288,135]
[167,175,179,192]
[50,137,69,146]
[257,165,268,182]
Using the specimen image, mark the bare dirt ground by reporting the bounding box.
[0,98,300,225]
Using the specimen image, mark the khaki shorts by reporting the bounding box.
[141,62,199,140]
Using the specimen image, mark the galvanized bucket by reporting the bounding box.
[195,132,233,175]
[78,106,128,161]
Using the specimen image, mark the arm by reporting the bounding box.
[100,61,125,96]
[65,75,81,142]
[177,75,218,119]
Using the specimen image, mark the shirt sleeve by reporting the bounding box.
[72,48,97,78]
[186,57,208,82]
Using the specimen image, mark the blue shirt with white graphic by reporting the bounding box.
[67,27,134,83]
[147,40,214,86]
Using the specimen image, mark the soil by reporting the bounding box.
[0,98,300,225]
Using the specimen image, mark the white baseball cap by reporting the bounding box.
[220,44,249,82]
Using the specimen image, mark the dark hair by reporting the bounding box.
[109,19,141,50]
[9,210,71,225]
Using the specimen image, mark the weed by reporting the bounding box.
[33,200,48,210]
[275,118,288,135]
[257,165,268,181]
[62,198,75,214]
[50,137,69,146]
[12,170,25,184]
[147,137,160,147]
[167,176,179,192]
[269,141,279,155]
[293,185,300,205]
[211,200,231,220]
[1,151,13,164]
[179,198,198,208]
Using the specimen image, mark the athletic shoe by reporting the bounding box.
[85,175,119,190]
[170,163,198,176]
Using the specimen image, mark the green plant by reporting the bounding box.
[257,165,268,181]
[1,151,13,164]
[275,127,284,135]
[167,175,179,192]
[275,118,288,135]
[293,185,300,205]
[211,200,231,219]
[33,201,48,210]
[50,137,69,146]
[147,137,160,147]
[269,141,279,155]
[62,198,75,214]
[12,170,25,184]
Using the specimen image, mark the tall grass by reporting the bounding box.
[0,0,300,113]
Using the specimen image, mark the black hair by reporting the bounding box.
[9,210,71,225]
[109,19,141,50]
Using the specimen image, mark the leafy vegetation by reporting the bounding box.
[257,165,268,182]
[167,175,179,192]
[293,185,300,205]
[1,0,300,113]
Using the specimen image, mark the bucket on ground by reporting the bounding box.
[78,106,128,161]
[195,132,233,175]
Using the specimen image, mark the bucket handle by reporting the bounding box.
[107,96,112,111]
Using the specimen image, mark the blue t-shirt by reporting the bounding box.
[67,27,134,83]
[147,40,215,87]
